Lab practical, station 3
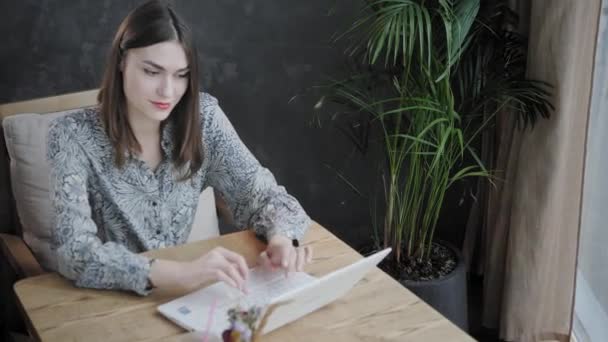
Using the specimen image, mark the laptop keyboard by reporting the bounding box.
[157,266,317,334]
[216,266,316,312]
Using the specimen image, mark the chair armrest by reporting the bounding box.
[0,233,45,278]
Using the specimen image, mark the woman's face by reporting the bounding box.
[121,40,190,124]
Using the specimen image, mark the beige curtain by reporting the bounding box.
[465,1,602,341]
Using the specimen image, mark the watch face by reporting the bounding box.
[292,239,299,247]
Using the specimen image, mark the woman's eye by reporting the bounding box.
[144,68,159,76]
[177,73,189,79]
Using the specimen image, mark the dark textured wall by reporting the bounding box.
[0,0,383,249]
[0,0,470,249]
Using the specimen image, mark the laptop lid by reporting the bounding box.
[259,247,392,334]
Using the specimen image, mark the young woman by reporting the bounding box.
[47,0,312,296]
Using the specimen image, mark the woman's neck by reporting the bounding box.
[126,109,164,171]
[127,109,162,147]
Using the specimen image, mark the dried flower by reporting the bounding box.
[222,305,262,342]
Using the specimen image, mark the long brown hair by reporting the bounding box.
[98,0,202,179]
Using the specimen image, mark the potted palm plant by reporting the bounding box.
[314,0,552,331]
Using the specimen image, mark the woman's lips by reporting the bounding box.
[150,101,171,110]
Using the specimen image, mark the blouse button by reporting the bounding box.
[152,201,157,207]
[156,229,161,235]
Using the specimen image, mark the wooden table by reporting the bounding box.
[14,223,474,341]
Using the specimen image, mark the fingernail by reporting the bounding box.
[282,261,288,267]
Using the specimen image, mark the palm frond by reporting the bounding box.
[313,0,552,265]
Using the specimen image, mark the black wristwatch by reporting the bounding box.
[145,258,158,291]
[256,233,299,247]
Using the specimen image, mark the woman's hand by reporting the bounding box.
[149,247,249,293]
[259,235,313,275]
[186,246,249,292]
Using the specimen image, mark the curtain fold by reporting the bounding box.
[463,1,602,341]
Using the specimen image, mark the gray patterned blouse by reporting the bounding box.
[47,92,310,295]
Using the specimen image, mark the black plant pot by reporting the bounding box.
[401,242,468,332]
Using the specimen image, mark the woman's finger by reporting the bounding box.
[287,247,297,274]
[269,244,290,268]
[305,246,313,263]
[216,257,245,292]
[218,248,249,281]
[258,251,274,270]
[296,248,305,272]
[213,269,238,289]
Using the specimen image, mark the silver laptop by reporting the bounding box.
[157,248,392,337]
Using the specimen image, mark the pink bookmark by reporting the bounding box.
[201,298,218,342]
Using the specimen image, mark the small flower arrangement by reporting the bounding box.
[221,306,263,342]
[218,299,289,341]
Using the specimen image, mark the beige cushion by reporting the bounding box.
[188,187,219,243]
[2,111,218,271]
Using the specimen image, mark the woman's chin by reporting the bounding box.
[146,108,172,122]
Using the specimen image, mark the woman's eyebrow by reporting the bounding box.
[142,60,189,72]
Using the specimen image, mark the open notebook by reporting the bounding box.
[157,248,392,337]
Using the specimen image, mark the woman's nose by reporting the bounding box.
[157,76,173,98]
